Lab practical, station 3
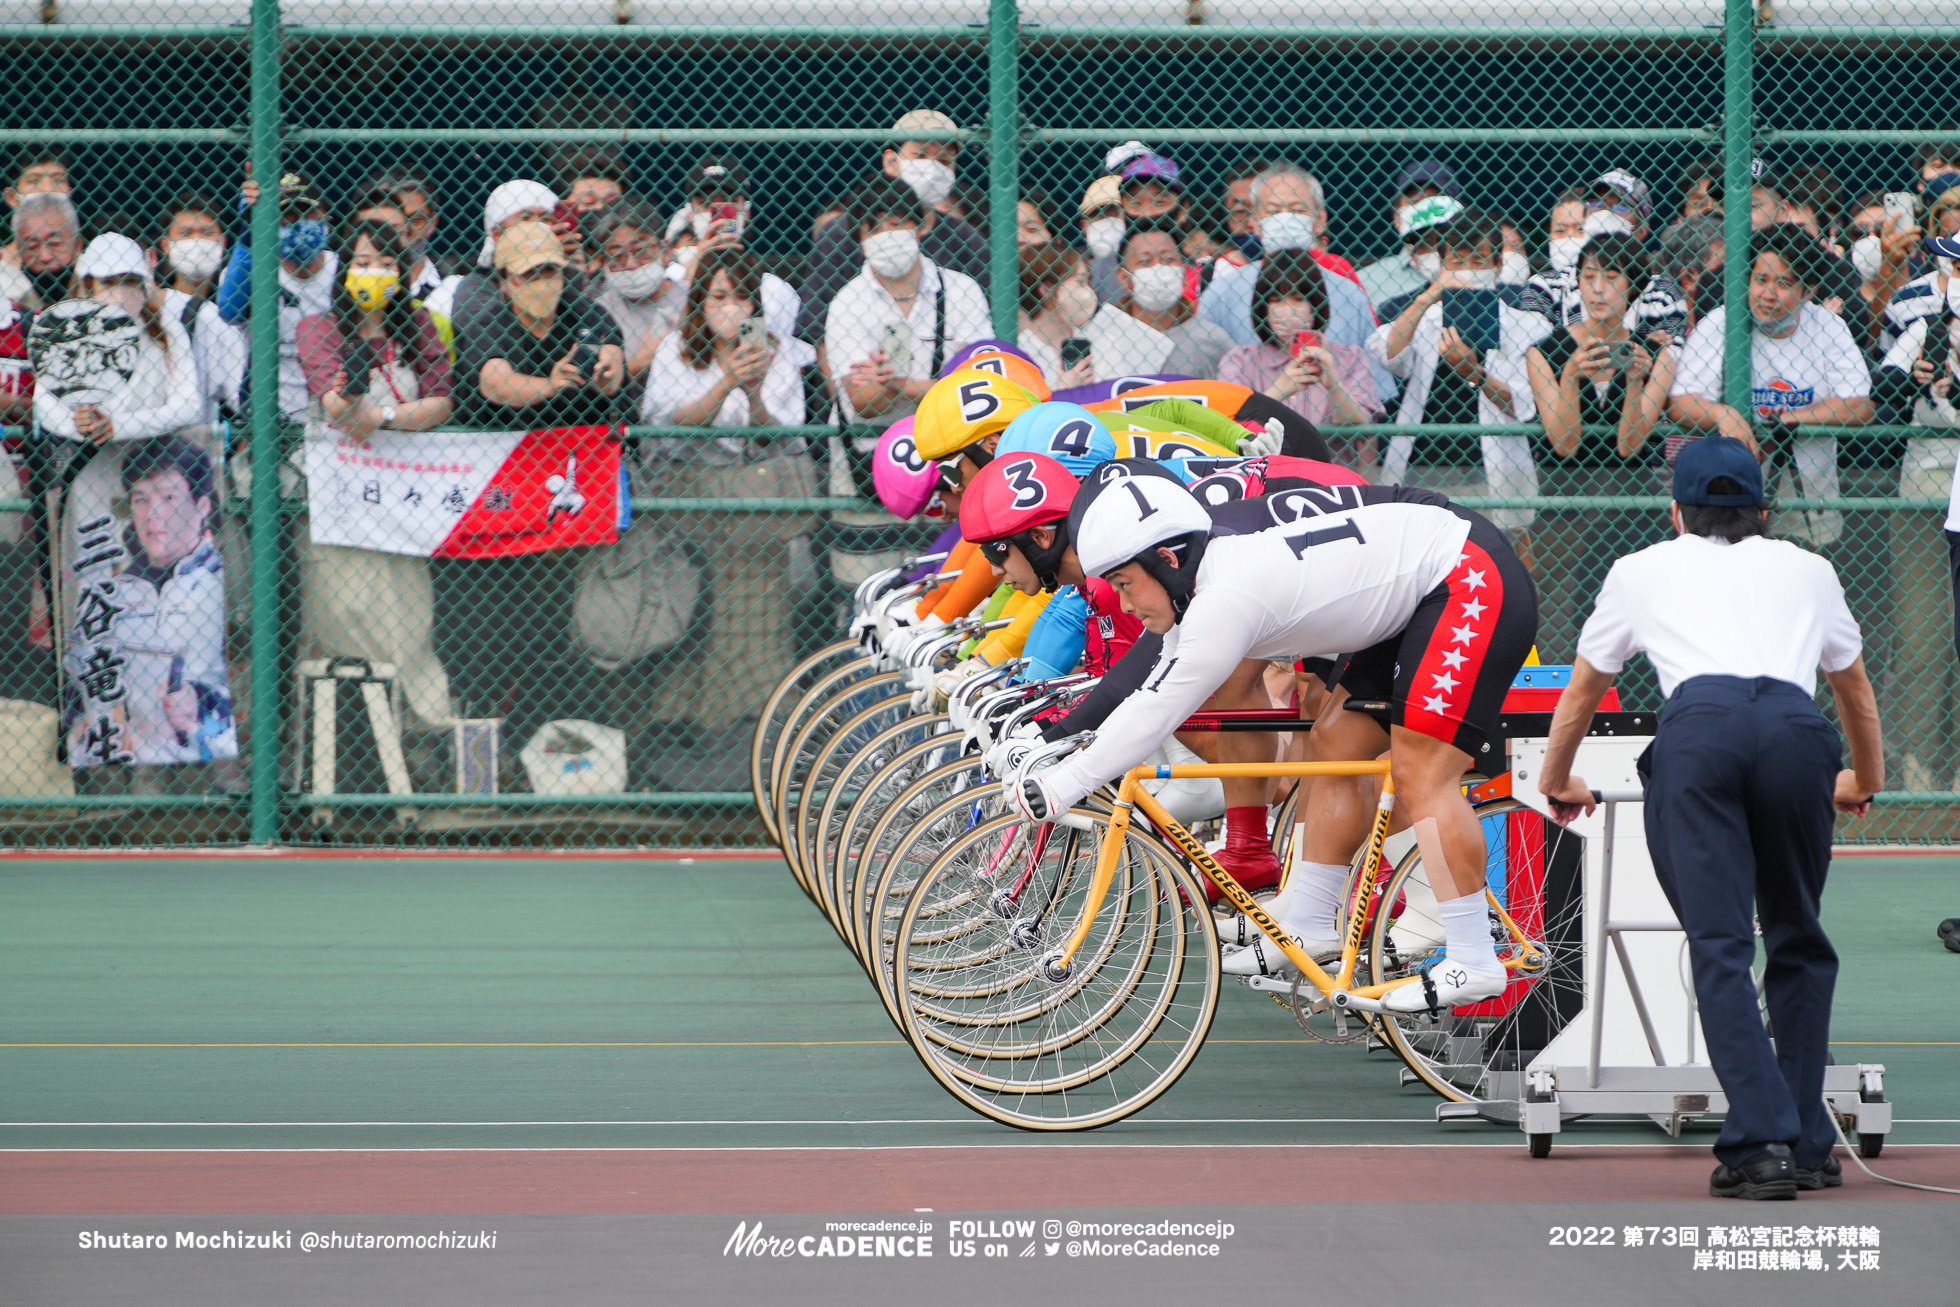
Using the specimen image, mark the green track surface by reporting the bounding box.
[2,855,1954,1151]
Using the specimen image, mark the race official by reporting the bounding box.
[1534,435,1884,1201]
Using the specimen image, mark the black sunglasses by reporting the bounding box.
[978,539,1012,565]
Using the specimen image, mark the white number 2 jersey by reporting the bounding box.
[1039,499,1472,812]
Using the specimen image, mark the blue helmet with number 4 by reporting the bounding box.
[994,402,1118,477]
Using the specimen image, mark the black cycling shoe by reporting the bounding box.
[1710,1143,1797,1200]
[1939,918,1960,954]
[1795,1155,1843,1190]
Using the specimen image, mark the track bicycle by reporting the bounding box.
[893,750,1552,1129]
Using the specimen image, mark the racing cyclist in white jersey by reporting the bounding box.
[1009,470,1539,1010]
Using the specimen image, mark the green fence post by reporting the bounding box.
[247,0,284,845]
[1720,0,1757,419]
[988,0,1021,343]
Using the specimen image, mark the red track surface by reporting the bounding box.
[8,1147,1953,1215]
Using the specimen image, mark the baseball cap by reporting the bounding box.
[1080,175,1122,216]
[1673,436,1764,507]
[685,155,749,199]
[1400,193,1464,242]
[1925,233,1960,262]
[1582,209,1635,238]
[892,109,959,138]
[1595,169,1653,218]
[277,170,326,218]
[1119,152,1182,191]
[1923,171,1960,206]
[493,221,565,274]
[1392,159,1460,199]
[76,233,149,281]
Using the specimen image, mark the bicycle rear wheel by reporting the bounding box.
[751,639,860,847]
[895,811,1221,1130]
[789,696,926,918]
[773,668,905,900]
[817,721,959,951]
[1366,798,1587,1103]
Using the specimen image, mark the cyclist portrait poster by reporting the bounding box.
[57,435,236,769]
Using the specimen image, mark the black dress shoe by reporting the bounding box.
[1710,1143,1797,1200]
[1795,1154,1843,1190]
[1939,918,1960,954]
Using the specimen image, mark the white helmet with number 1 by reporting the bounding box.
[1072,470,1212,580]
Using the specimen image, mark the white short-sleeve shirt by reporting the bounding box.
[1669,303,1871,417]
[1576,533,1862,698]
[824,257,992,427]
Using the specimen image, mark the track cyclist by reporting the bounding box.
[1006,464,1539,1010]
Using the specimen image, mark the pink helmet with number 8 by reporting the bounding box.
[873,416,940,520]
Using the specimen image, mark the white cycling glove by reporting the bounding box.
[1238,419,1285,460]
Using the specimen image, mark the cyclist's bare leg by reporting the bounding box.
[1384,726,1486,901]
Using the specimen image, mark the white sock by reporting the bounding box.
[1436,892,1500,971]
[1279,861,1349,941]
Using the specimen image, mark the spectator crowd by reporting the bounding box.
[3,119,1960,800]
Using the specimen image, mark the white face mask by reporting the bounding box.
[1259,210,1319,252]
[1935,255,1956,281]
[1127,263,1185,312]
[897,158,954,209]
[1054,279,1100,329]
[94,282,149,322]
[1266,303,1315,338]
[167,237,225,282]
[862,228,921,279]
[1847,235,1886,284]
[1456,266,1501,289]
[1547,237,1588,274]
[1083,216,1125,261]
[1500,251,1531,285]
[1413,251,1442,280]
[607,260,667,301]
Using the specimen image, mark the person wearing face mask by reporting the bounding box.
[292,220,458,736]
[1524,234,1678,666]
[210,170,340,420]
[453,220,624,429]
[1669,224,1873,548]
[1356,160,1462,310]
[584,200,681,396]
[1198,163,1396,408]
[7,191,82,311]
[360,166,450,301]
[1077,175,1126,266]
[1218,250,1383,445]
[1113,218,1235,378]
[796,112,990,344]
[149,196,245,427]
[1368,208,1551,534]
[639,245,819,737]
[1085,152,1191,305]
[824,178,991,430]
[1015,245,1105,388]
[34,235,202,448]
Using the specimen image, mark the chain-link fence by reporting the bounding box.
[1,0,1955,847]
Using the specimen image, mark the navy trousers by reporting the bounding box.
[1638,675,1843,1168]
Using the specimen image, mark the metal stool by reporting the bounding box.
[297,657,414,825]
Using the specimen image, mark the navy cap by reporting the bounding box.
[1926,233,1960,262]
[1922,170,1960,205]
[1673,436,1764,507]
[1391,159,1459,199]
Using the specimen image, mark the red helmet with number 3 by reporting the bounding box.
[960,452,1079,543]
[959,453,1081,591]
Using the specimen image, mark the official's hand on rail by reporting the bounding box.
[1539,773,1597,826]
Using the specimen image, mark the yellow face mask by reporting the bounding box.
[344,269,401,312]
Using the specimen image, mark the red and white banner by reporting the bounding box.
[304,425,622,558]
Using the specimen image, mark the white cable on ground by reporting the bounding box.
[1827,1100,1960,1195]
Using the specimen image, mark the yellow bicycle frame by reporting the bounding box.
[1051,760,1543,1007]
